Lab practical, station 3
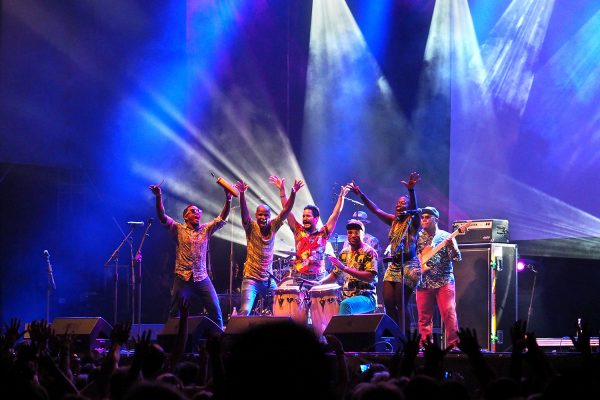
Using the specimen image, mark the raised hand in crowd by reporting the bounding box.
[1,318,23,351]
[390,329,420,379]
[324,334,349,400]
[422,334,452,380]
[28,320,54,353]
[458,327,495,387]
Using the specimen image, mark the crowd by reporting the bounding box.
[1,307,598,400]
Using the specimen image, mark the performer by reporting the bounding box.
[341,211,381,253]
[149,182,232,329]
[350,172,421,333]
[269,176,350,283]
[234,178,304,316]
[416,206,461,348]
[320,219,378,315]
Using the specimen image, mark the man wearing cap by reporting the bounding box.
[416,206,461,348]
[349,172,421,333]
[342,211,381,253]
[320,219,378,315]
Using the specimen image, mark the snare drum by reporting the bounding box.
[273,277,308,325]
[308,284,341,337]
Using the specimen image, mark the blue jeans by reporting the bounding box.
[339,295,376,315]
[169,275,223,329]
[239,277,277,316]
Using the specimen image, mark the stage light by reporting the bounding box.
[517,260,526,272]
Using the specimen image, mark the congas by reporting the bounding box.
[273,277,308,325]
[308,284,341,337]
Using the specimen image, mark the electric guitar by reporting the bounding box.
[418,221,472,272]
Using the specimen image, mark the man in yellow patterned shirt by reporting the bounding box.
[234,178,304,316]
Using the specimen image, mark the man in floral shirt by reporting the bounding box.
[416,206,461,348]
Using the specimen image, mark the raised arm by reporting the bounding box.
[280,179,304,221]
[149,183,169,224]
[269,175,299,229]
[401,171,421,230]
[324,185,351,234]
[349,181,394,226]
[219,188,233,220]
[234,180,251,226]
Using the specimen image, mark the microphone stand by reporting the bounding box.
[44,252,56,322]
[133,219,153,336]
[104,225,137,325]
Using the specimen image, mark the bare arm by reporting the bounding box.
[324,185,351,234]
[349,181,394,225]
[269,175,299,230]
[279,179,304,221]
[149,183,168,224]
[401,172,421,230]
[219,189,233,220]
[234,180,251,226]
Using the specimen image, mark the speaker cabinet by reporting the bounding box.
[323,313,401,353]
[157,316,223,353]
[51,317,112,352]
[454,243,519,351]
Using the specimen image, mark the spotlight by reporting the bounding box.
[517,260,526,272]
[517,259,539,273]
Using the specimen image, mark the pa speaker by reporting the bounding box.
[454,243,519,351]
[225,316,293,335]
[157,316,223,353]
[51,317,112,352]
[324,313,401,352]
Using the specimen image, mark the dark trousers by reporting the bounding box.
[169,275,223,329]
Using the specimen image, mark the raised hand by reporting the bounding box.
[132,330,153,360]
[3,318,23,348]
[292,179,304,193]
[401,172,421,190]
[234,180,248,193]
[29,320,54,352]
[149,179,164,196]
[457,327,481,356]
[110,321,132,346]
[348,181,361,195]
[268,175,285,190]
[339,184,351,198]
[324,334,345,355]
[399,329,421,359]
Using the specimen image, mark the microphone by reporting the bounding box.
[400,208,422,215]
[43,250,56,290]
[127,221,145,226]
[210,171,239,197]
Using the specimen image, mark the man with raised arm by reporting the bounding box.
[269,176,351,283]
[149,182,232,329]
[234,178,304,316]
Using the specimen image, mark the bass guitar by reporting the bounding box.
[419,221,472,272]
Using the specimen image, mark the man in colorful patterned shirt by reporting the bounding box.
[269,176,350,283]
[234,178,304,316]
[149,183,232,329]
[320,219,378,314]
[416,206,461,348]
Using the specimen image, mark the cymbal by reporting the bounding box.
[328,234,347,244]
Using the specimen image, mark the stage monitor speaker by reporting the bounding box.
[454,243,519,352]
[157,316,223,353]
[51,317,112,353]
[323,313,401,353]
[225,316,293,335]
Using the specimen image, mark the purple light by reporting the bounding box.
[517,260,526,272]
